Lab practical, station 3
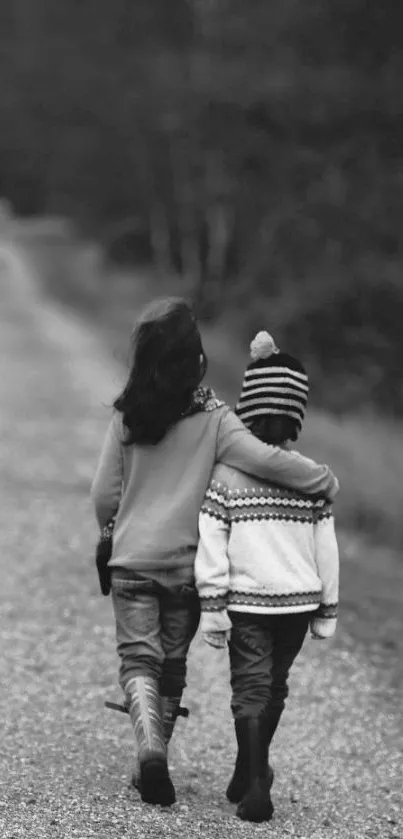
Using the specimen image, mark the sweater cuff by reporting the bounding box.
[200,594,228,612]
[316,602,338,619]
[200,611,232,634]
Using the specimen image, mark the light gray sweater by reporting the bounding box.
[91,401,338,580]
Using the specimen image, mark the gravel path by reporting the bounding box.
[0,242,401,839]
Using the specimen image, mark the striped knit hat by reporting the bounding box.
[235,331,309,430]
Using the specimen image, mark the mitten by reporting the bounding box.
[95,516,115,596]
[200,609,232,648]
[310,616,337,639]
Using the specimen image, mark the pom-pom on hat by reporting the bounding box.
[250,331,280,361]
[235,331,309,430]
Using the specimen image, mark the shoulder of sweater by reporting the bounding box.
[275,447,333,508]
[189,386,227,413]
[210,462,239,490]
[209,464,294,498]
[184,400,229,427]
[221,468,320,502]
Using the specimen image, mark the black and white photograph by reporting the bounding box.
[0,3,402,837]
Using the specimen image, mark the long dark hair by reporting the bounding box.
[114,297,208,445]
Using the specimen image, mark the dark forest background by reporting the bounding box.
[1,1,402,414]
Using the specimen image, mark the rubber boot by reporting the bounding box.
[226,717,274,804]
[130,696,188,791]
[126,676,176,806]
[235,717,274,823]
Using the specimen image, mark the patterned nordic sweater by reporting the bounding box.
[195,462,339,638]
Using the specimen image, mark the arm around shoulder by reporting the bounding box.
[216,407,339,499]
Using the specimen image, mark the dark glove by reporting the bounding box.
[95,517,115,596]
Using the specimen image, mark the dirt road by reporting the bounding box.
[0,242,401,838]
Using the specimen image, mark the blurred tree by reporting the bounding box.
[0,0,402,412]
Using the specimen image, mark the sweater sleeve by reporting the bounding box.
[90,414,123,529]
[216,407,339,500]
[311,502,339,638]
[195,480,231,615]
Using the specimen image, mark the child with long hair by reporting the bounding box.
[195,331,340,823]
[91,300,339,808]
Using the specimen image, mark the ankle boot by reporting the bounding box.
[235,717,274,823]
[227,718,274,804]
[126,676,176,806]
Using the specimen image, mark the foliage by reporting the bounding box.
[1,1,402,412]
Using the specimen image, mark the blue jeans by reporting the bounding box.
[111,571,200,697]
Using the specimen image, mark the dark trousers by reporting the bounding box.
[228,612,310,726]
[111,572,200,698]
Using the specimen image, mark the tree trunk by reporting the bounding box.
[149,200,172,277]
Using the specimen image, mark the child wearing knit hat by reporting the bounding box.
[195,331,339,824]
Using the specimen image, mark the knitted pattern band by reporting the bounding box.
[235,331,309,430]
